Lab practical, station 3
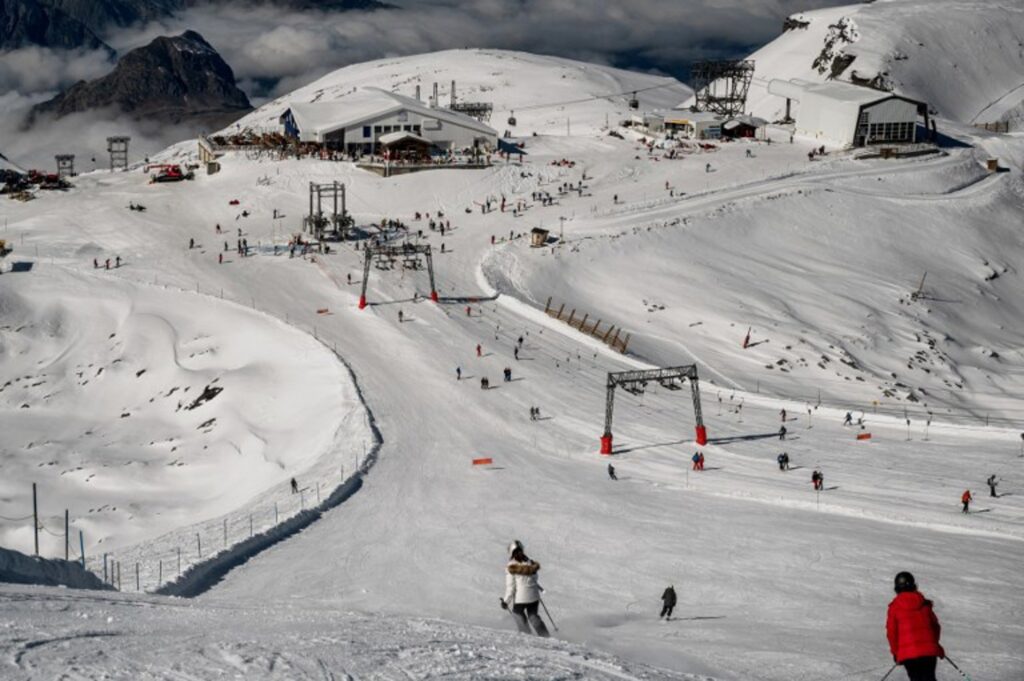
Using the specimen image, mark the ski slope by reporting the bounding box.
[2,46,1023,680]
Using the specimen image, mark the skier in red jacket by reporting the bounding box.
[886,572,944,681]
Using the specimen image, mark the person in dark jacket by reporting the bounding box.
[887,572,944,681]
[660,585,677,619]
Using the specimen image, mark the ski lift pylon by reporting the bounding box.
[629,92,639,110]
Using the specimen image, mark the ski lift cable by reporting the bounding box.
[514,81,682,113]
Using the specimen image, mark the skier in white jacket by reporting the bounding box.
[500,540,550,637]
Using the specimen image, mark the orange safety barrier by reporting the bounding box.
[856,433,872,441]
[472,457,494,466]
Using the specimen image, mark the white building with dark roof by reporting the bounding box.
[767,79,929,147]
[279,87,497,154]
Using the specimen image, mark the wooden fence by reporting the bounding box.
[544,297,631,354]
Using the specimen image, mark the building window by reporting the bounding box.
[363,126,371,138]
[374,125,382,134]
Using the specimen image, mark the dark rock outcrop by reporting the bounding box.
[0,0,111,51]
[32,30,252,129]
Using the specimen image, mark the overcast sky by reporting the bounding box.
[1,0,853,166]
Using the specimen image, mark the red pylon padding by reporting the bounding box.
[695,425,708,446]
[430,290,439,302]
[358,295,367,310]
[600,433,613,455]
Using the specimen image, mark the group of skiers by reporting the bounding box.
[691,451,706,470]
[92,256,121,269]
[501,542,953,681]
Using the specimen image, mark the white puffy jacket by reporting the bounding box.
[504,558,542,605]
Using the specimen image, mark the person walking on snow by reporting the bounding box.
[780,408,786,422]
[514,346,519,360]
[501,540,550,637]
[987,474,998,497]
[886,571,944,681]
[660,585,677,619]
[290,477,299,494]
[692,452,701,471]
[844,412,853,426]
[456,366,462,381]
[812,469,823,491]
[476,344,482,357]
[779,425,787,441]
[961,489,972,513]
[608,463,617,480]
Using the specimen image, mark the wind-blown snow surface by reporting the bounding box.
[0,266,369,571]
[694,1,1024,126]
[2,47,1024,680]
[0,585,698,680]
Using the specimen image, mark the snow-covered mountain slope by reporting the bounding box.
[484,144,1024,423]
[229,48,691,137]
[2,45,1024,680]
[0,265,369,567]
[697,0,1024,126]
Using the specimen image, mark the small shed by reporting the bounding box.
[530,227,550,248]
[722,115,767,139]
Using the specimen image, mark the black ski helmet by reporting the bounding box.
[894,571,917,593]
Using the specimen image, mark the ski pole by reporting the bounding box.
[539,597,559,632]
[945,657,973,681]
[878,664,897,681]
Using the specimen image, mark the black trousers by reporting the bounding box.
[902,657,937,681]
[660,604,674,618]
[512,601,550,637]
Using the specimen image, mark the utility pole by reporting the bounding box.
[32,483,38,556]
[64,509,69,561]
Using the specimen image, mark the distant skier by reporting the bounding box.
[886,572,944,681]
[514,346,519,360]
[987,474,998,497]
[398,309,404,323]
[608,463,617,480]
[961,489,972,513]
[501,540,550,637]
[812,469,823,491]
[456,366,462,381]
[705,162,711,173]
[779,425,787,441]
[777,452,790,471]
[503,367,512,382]
[290,477,298,494]
[844,412,853,426]
[660,585,677,619]
[517,335,524,349]
[189,237,195,249]
[780,408,787,422]
[692,452,700,471]
[476,343,482,357]
[481,377,490,390]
